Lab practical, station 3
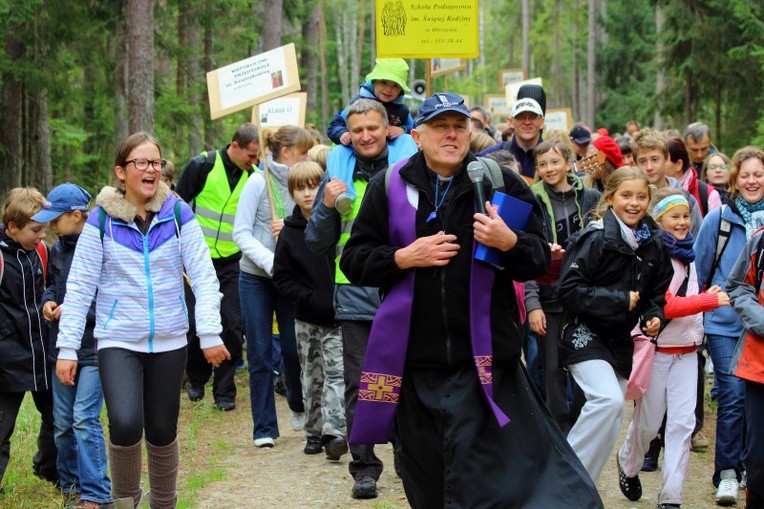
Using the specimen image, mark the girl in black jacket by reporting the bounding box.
[557,167,673,483]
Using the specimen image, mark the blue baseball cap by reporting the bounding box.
[415,93,471,127]
[32,183,92,223]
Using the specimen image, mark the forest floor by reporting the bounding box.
[183,371,725,509]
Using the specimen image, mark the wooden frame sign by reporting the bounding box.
[206,43,300,120]
[498,68,527,89]
[544,108,574,133]
[430,58,466,78]
[253,92,307,128]
[376,0,479,58]
[505,77,544,105]
[484,94,510,118]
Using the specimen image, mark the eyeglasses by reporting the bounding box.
[708,163,730,171]
[123,158,167,171]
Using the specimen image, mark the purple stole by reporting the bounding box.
[349,159,510,445]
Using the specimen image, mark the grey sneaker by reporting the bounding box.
[715,469,738,506]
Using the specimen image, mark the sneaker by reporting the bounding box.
[187,384,204,402]
[324,437,348,461]
[351,476,378,499]
[304,436,322,455]
[618,461,642,501]
[254,437,275,448]
[716,469,738,506]
[656,504,681,509]
[335,193,354,216]
[289,411,306,431]
[691,432,710,451]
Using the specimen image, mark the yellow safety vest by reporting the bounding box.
[193,151,249,259]
[335,180,368,284]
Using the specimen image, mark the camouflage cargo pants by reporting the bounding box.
[295,320,347,438]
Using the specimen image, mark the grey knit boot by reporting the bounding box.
[146,438,179,509]
[108,440,143,508]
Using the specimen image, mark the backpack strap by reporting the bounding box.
[754,233,764,295]
[36,242,48,282]
[99,207,108,242]
[477,157,505,192]
[704,205,731,290]
[697,180,710,217]
[174,199,183,236]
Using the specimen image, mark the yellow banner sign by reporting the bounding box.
[376,0,479,58]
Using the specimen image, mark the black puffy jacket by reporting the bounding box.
[0,230,51,392]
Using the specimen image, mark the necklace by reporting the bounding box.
[427,176,453,223]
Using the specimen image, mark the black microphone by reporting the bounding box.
[467,161,487,215]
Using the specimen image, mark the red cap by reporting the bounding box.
[596,127,609,137]
[592,136,624,168]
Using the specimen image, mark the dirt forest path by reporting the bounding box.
[182,372,724,508]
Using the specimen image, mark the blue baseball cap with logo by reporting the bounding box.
[32,182,92,223]
[415,93,471,127]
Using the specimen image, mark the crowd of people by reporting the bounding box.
[1,57,764,509]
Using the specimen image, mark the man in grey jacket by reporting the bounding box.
[305,99,417,499]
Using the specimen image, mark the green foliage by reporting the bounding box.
[1,0,763,193]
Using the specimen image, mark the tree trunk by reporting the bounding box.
[262,0,283,50]
[335,9,350,105]
[586,0,596,127]
[301,3,319,123]
[28,89,52,192]
[347,11,360,96]
[0,35,25,198]
[521,0,530,74]
[654,5,665,130]
[28,14,52,192]
[115,9,129,144]
[127,0,155,133]
[318,2,330,133]
[203,0,222,148]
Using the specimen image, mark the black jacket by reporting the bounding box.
[557,210,674,378]
[0,229,51,392]
[42,233,98,366]
[340,150,550,369]
[273,205,336,327]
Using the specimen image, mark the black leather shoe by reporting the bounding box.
[324,437,348,461]
[187,385,204,402]
[215,399,235,411]
[304,436,322,455]
[351,476,378,499]
[618,461,642,501]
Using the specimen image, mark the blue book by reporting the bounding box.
[474,191,532,267]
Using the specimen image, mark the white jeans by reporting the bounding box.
[618,351,697,505]
[567,359,627,482]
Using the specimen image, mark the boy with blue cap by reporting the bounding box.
[36,183,113,509]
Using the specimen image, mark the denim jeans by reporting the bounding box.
[240,272,303,440]
[707,333,746,484]
[53,366,111,503]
